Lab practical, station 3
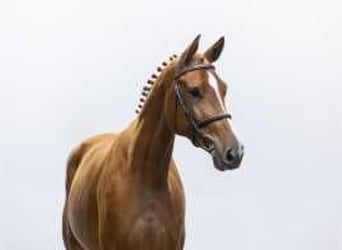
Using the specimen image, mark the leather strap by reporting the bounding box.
[174,63,232,151]
[175,64,215,79]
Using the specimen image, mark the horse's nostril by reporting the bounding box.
[225,149,235,162]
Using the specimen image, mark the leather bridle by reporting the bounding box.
[174,64,232,152]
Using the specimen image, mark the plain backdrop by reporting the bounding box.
[1,0,341,249]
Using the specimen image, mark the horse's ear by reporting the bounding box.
[177,34,201,70]
[204,36,225,63]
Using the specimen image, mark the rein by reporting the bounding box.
[174,64,232,152]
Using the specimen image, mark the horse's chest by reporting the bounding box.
[101,180,184,248]
[124,199,177,249]
[132,203,166,234]
[131,196,172,229]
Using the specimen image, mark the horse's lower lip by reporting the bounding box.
[216,163,240,171]
[223,163,240,170]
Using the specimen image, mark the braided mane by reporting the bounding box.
[135,54,178,114]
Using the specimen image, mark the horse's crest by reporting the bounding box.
[135,54,178,114]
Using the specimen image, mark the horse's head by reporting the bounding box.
[169,35,244,171]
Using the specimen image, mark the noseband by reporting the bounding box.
[174,64,232,152]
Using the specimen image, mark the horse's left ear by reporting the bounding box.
[204,36,225,63]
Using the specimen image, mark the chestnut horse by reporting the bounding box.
[62,35,244,250]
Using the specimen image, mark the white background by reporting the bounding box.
[1,0,341,249]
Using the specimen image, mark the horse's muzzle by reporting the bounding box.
[212,141,244,171]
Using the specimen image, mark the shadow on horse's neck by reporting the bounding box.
[124,63,177,189]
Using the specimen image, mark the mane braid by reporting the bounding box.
[135,54,178,114]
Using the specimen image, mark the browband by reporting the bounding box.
[175,64,215,79]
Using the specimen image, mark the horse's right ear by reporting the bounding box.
[176,34,201,71]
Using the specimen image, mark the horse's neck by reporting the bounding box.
[124,69,176,188]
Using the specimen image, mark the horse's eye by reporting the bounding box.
[189,88,202,99]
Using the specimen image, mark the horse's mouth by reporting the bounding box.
[192,134,244,171]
